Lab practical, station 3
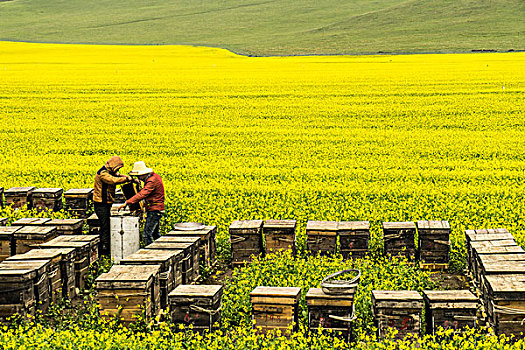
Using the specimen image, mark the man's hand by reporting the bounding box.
[117,203,127,211]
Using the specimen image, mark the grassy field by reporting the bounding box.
[0,0,523,55]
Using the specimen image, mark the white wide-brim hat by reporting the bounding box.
[129,161,153,176]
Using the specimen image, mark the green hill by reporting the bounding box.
[0,0,523,55]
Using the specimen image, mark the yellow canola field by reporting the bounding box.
[0,42,524,268]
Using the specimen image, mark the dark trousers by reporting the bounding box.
[94,202,112,256]
[144,211,162,245]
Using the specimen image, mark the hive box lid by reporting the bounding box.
[120,248,181,264]
[167,225,216,239]
[32,188,63,197]
[471,240,518,251]
[0,226,21,236]
[64,188,94,196]
[147,242,191,251]
[230,220,264,229]
[485,274,525,298]
[0,262,38,280]
[467,233,515,242]
[45,219,84,226]
[169,284,223,298]
[475,245,525,255]
[4,187,35,195]
[423,290,477,302]
[250,286,301,304]
[39,240,90,250]
[306,287,354,306]
[263,220,297,228]
[95,265,160,287]
[53,235,99,244]
[382,222,416,230]
[465,228,509,236]
[338,221,370,231]
[479,253,525,262]
[12,218,51,226]
[372,290,423,301]
[417,221,450,230]
[159,235,200,244]
[15,226,57,235]
[7,249,62,261]
[0,259,50,274]
[86,213,99,225]
[483,262,525,275]
[306,221,338,231]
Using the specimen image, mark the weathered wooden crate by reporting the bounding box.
[120,248,183,309]
[39,239,91,291]
[168,225,217,268]
[338,221,370,259]
[58,235,100,265]
[306,287,354,340]
[484,274,525,338]
[4,187,35,209]
[372,290,423,339]
[86,213,100,235]
[478,254,525,283]
[230,220,264,265]
[64,188,93,218]
[263,220,297,255]
[465,229,513,270]
[306,221,338,256]
[31,247,77,299]
[7,250,64,304]
[96,264,161,324]
[44,219,84,235]
[0,226,20,262]
[382,222,417,260]
[0,261,37,319]
[470,242,521,281]
[250,286,301,334]
[147,239,195,284]
[480,263,525,305]
[31,188,63,212]
[0,217,7,226]
[156,236,200,282]
[168,284,223,332]
[0,259,51,314]
[417,221,450,266]
[14,226,58,254]
[12,218,51,226]
[423,290,478,334]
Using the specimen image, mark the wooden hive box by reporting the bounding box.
[7,249,64,304]
[64,188,93,218]
[4,187,35,209]
[0,262,37,319]
[0,226,20,262]
[96,264,161,324]
[44,219,84,235]
[484,274,525,338]
[86,213,100,235]
[0,259,51,314]
[39,239,91,291]
[478,253,525,283]
[0,217,7,226]
[306,287,354,340]
[168,284,223,333]
[168,225,217,268]
[480,263,525,305]
[12,218,52,226]
[382,222,417,260]
[306,221,338,256]
[57,235,100,265]
[229,220,264,265]
[14,226,58,254]
[250,286,302,334]
[422,290,478,334]
[147,240,195,284]
[465,229,513,270]
[263,220,297,255]
[120,248,182,310]
[372,290,423,339]
[417,221,450,268]
[338,221,370,259]
[36,247,77,299]
[471,241,521,281]
[31,188,63,212]
[156,236,200,282]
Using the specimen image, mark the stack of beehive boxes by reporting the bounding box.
[229,220,264,266]
[4,187,35,209]
[372,290,423,339]
[31,188,63,212]
[417,221,451,269]
[168,225,217,269]
[64,188,93,218]
[147,236,199,284]
[250,286,301,334]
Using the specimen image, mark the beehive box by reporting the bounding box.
[7,249,64,304]
[382,222,417,260]
[338,221,370,259]
[4,187,35,209]
[58,235,100,265]
[480,263,525,304]
[229,220,264,265]
[96,264,161,324]
[0,226,20,262]
[465,229,514,270]
[372,290,423,339]
[423,290,478,334]
[0,259,51,314]
[250,286,301,334]
[417,221,450,268]
[306,288,355,340]
[306,221,338,256]
[39,239,91,291]
[31,188,63,212]
[484,274,525,338]
[470,242,521,280]
[478,253,525,283]
[168,225,217,268]
[0,217,7,226]
[169,284,223,332]
[44,219,84,235]
[12,218,51,226]
[120,248,183,309]
[263,220,297,255]
[33,247,77,299]
[86,213,100,235]
[156,236,200,282]
[0,261,37,319]
[147,239,196,284]
[14,226,58,254]
[64,188,93,218]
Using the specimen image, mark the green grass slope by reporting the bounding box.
[0,0,523,55]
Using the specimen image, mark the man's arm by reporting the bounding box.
[126,180,155,204]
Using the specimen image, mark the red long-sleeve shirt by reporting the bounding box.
[126,172,165,211]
